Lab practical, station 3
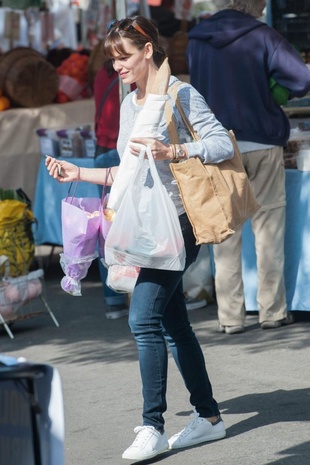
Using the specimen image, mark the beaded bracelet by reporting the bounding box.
[170,144,177,161]
[170,143,187,161]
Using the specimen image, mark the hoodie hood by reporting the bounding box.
[188,9,265,48]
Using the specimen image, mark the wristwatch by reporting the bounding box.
[176,144,186,160]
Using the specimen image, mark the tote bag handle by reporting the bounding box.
[165,80,199,144]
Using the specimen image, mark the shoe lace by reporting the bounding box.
[179,409,204,437]
[132,426,156,447]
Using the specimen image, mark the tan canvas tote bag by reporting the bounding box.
[166,82,260,244]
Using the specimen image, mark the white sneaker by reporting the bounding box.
[168,409,226,450]
[122,426,169,461]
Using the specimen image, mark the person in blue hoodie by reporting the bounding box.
[187,0,310,333]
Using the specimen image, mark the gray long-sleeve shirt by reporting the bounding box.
[117,76,234,215]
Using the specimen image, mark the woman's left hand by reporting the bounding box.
[129,137,171,160]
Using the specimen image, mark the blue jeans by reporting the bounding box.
[129,213,220,430]
[95,147,127,306]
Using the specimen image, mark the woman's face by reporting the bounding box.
[111,38,151,85]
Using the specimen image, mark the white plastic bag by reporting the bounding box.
[106,264,140,293]
[105,146,186,271]
[107,94,169,212]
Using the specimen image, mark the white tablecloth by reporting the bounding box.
[0,99,95,204]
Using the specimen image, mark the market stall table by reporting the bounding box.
[241,169,310,312]
[0,99,95,205]
[34,165,310,312]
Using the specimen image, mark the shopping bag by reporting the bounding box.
[105,146,186,271]
[166,82,260,244]
[170,131,260,244]
[106,264,140,293]
[60,184,101,296]
[61,195,101,257]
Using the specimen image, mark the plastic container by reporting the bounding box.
[36,128,60,158]
[56,128,84,158]
[80,129,96,158]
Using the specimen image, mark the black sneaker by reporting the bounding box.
[105,305,129,320]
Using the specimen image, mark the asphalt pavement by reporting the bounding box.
[1,246,310,465]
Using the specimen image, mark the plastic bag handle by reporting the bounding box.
[65,166,114,204]
[65,181,77,203]
[117,145,159,203]
[101,167,114,204]
[137,145,163,188]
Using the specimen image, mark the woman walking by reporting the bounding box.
[46,16,233,461]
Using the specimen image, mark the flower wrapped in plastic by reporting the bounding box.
[59,253,97,296]
[61,192,101,296]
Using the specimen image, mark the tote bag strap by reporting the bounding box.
[166,81,242,155]
[165,80,200,145]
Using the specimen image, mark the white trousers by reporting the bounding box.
[213,147,287,325]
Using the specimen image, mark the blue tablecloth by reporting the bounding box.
[241,169,310,311]
[34,164,310,311]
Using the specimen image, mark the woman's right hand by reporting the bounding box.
[45,156,80,183]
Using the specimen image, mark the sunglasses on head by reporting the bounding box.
[107,18,150,41]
